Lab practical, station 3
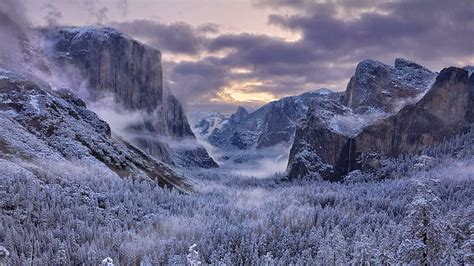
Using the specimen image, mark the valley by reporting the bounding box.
[0,0,473,264]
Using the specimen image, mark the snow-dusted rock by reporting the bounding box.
[287,64,472,180]
[0,68,190,191]
[355,67,472,158]
[101,257,114,266]
[0,246,9,265]
[342,58,436,113]
[192,112,229,139]
[207,89,337,151]
[44,26,217,168]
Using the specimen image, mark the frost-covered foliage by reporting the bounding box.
[365,127,474,180]
[1,150,472,264]
[0,245,9,265]
[186,244,201,265]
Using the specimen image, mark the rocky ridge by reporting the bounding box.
[0,69,190,191]
[287,59,472,180]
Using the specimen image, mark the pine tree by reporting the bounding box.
[187,244,201,266]
[399,179,445,265]
[317,226,347,265]
[0,246,9,266]
[461,224,474,265]
[101,257,114,266]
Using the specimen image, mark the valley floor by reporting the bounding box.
[1,153,473,265]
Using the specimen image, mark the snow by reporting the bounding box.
[29,95,40,113]
[101,257,114,266]
[328,108,389,137]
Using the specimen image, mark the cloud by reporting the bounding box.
[0,0,31,68]
[13,0,473,114]
[41,3,63,26]
[81,0,109,25]
[163,0,474,112]
[111,19,209,55]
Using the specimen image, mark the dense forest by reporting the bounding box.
[1,129,473,265]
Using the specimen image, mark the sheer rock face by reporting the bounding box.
[355,67,471,157]
[287,60,472,181]
[0,70,190,191]
[44,27,217,168]
[465,66,474,123]
[287,98,359,180]
[45,27,163,111]
[342,58,436,113]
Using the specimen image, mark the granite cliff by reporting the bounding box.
[287,59,472,180]
[44,27,217,168]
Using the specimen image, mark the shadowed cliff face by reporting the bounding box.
[355,67,471,157]
[44,27,218,168]
[287,61,472,181]
[45,27,163,111]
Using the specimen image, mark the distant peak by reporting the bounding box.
[314,88,334,95]
[235,106,248,115]
[229,106,249,123]
[357,59,387,68]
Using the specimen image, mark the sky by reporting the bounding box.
[18,0,474,113]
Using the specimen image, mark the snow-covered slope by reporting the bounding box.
[0,68,190,191]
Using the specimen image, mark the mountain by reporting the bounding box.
[0,69,190,191]
[192,112,229,139]
[206,89,338,151]
[343,58,436,113]
[43,26,218,168]
[287,59,473,180]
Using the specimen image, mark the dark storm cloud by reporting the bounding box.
[165,0,473,111]
[166,57,230,102]
[112,20,209,55]
[23,0,472,113]
[209,34,315,65]
[264,0,474,60]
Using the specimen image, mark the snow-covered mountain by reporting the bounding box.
[0,69,190,191]
[205,89,339,151]
[43,26,218,168]
[287,60,474,180]
[192,112,229,139]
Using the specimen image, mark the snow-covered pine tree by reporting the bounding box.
[101,257,114,266]
[317,226,347,264]
[399,179,445,264]
[187,244,201,266]
[0,246,9,266]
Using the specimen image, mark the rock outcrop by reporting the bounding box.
[287,59,472,181]
[342,58,435,113]
[44,26,217,168]
[0,69,190,191]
